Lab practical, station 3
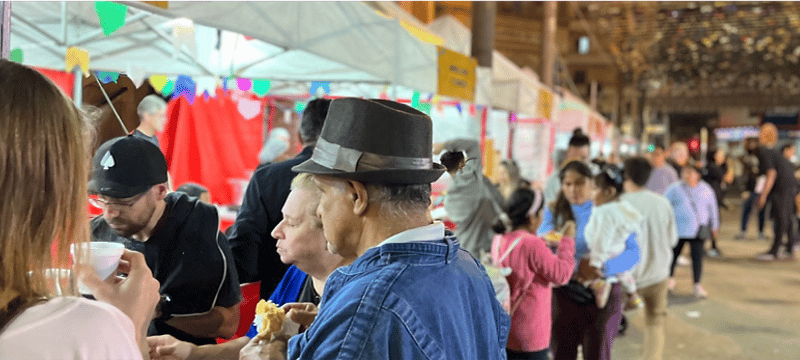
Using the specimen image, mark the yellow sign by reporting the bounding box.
[437,46,476,102]
[536,88,554,119]
[65,47,90,77]
[141,1,168,9]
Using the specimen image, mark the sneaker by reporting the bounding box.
[624,294,644,311]
[590,279,612,309]
[694,284,708,299]
[778,251,796,261]
[706,248,722,258]
[676,255,691,266]
[734,232,746,240]
[754,252,777,261]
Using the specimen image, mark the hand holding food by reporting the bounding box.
[254,300,286,341]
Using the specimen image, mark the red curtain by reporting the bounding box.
[33,67,75,98]
[160,89,265,205]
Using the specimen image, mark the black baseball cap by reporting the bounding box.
[88,135,168,198]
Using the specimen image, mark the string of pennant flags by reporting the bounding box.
[59,47,466,116]
[10,1,477,117]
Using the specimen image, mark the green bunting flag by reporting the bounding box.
[10,48,23,63]
[95,1,129,36]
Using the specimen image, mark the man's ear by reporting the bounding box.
[155,183,169,200]
[348,180,369,216]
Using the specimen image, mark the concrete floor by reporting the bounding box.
[611,199,800,360]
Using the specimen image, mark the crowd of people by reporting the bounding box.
[1,58,798,360]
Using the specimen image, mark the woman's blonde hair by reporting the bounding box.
[0,60,91,309]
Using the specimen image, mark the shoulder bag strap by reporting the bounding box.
[504,236,537,317]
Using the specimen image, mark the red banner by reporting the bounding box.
[160,89,265,205]
[33,67,75,98]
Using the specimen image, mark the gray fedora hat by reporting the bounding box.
[292,98,446,184]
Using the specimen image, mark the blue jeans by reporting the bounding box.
[740,191,766,234]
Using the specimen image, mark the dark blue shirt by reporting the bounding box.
[228,147,313,299]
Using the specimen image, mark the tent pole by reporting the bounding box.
[1,1,11,59]
[61,1,67,45]
[73,68,83,107]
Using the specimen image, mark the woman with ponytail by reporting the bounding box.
[536,160,641,360]
[491,188,575,360]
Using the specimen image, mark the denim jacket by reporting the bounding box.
[287,237,511,359]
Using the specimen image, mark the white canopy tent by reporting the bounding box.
[9,1,438,94]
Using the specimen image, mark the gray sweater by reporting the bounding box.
[442,139,504,257]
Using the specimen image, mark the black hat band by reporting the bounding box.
[311,137,433,173]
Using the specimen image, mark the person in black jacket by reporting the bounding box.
[227,98,330,299]
[754,123,800,261]
[736,137,767,240]
[89,136,241,345]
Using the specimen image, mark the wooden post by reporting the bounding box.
[541,1,557,88]
[470,2,495,67]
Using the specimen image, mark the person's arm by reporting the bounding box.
[706,185,720,232]
[759,169,777,208]
[536,207,556,236]
[165,304,240,339]
[148,334,249,360]
[601,232,640,277]
[441,138,482,161]
[528,235,576,285]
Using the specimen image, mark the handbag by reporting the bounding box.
[682,184,713,240]
[696,224,712,241]
[562,280,596,306]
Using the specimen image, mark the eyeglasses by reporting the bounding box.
[89,191,147,210]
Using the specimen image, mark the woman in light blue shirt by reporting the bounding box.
[537,161,640,360]
[664,161,719,299]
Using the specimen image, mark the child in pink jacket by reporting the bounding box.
[492,188,576,360]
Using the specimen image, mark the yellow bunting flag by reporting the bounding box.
[149,75,168,93]
[141,1,168,9]
[65,47,90,77]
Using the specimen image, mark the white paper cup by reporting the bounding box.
[70,242,125,295]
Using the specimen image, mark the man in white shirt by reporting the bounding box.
[620,156,679,360]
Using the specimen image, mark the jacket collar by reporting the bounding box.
[338,236,461,275]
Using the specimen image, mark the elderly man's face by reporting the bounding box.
[313,175,360,258]
[144,108,167,133]
[271,187,339,270]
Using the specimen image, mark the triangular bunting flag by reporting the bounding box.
[65,47,90,77]
[94,1,128,37]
